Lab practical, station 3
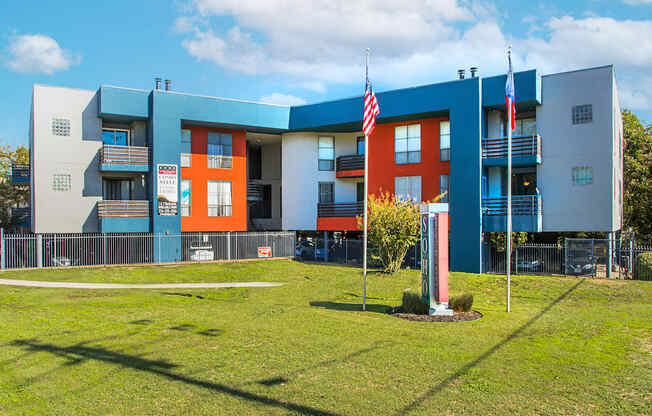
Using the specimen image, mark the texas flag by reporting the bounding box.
[505,52,516,130]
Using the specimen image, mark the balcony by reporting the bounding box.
[100,145,150,172]
[98,200,150,233]
[336,155,364,178]
[11,164,29,185]
[482,195,542,232]
[317,202,363,231]
[482,135,541,167]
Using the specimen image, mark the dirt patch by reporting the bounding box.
[390,309,482,322]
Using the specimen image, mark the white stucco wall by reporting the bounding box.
[537,66,619,232]
[282,132,362,230]
[32,85,103,233]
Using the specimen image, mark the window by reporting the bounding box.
[181,180,191,216]
[103,178,133,200]
[357,182,365,202]
[52,118,71,136]
[318,137,335,171]
[180,153,191,168]
[572,105,592,125]
[440,175,449,203]
[51,174,71,192]
[208,180,232,216]
[395,124,420,164]
[319,182,334,204]
[207,132,232,169]
[394,176,421,202]
[572,167,593,185]
[514,117,537,136]
[102,128,129,146]
[356,136,365,155]
[181,129,192,167]
[440,121,450,162]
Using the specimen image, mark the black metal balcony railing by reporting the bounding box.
[482,195,542,216]
[336,155,365,172]
[98,200,150,218]
[100,145,150,166]
[11,163,29,184]
[317,202,364,218]
[482,135,541,159]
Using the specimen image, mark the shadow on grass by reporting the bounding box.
[9,339,342,416]
[309,301,392,314]
[393,279,585,415]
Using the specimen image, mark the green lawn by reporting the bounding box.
[0,260,650,415]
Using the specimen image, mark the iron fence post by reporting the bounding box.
[0,228,4,270]
[227,232,231,261]
[36,234,43,268]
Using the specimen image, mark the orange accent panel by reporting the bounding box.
[180,126,247,232]
[336,169,364,178]
[367,117,450,201]
[317,217,360,231]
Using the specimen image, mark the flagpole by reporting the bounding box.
[362,48,370,312]
[506,45,513,313]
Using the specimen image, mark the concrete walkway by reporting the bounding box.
[0,279,283,290]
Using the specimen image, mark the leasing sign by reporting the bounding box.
[157,164,178,216]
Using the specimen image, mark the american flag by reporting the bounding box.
[363,78,380,137]
[505,51,516,130]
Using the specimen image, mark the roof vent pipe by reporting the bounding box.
[457,69,465,80]
[155,77,162,90]
[470,67,479,78]
[165,79,171,91]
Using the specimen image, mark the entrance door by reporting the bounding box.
[103,179,133,200]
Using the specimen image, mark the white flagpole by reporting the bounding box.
[506,46,513,313]
[363,48,370,312]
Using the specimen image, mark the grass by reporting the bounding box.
[0,260,650,415]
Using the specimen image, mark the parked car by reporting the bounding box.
[295,241,328,259]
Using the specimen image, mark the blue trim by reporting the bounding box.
[101,217,150,233]
[483,154,541,167]
[481,70,541,107]
[99,86,149,119]
[482,214,543,233]
[100,164,150,172]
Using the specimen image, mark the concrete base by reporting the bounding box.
[429,302,454,316]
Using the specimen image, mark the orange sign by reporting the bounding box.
[257,246,272,258]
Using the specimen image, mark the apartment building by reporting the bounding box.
[27,65,623,272]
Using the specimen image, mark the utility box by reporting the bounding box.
[420,203,452,316]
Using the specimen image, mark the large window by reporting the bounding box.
[572,167,593,185]
[181,129,192,167]
[208,180,232,216]
[440,175,449,203]
[207,132,232,169]
[572,105,592,125]
[102,128,129,146]
[319,182,334,204]
[514,117,536,136]
[440,121,450,162]
[181,179,191,216]
[395,176,421,202]
[103,178,133,200]
[248,146,262,180]
[318,137,335,171]
[395,124,420,164]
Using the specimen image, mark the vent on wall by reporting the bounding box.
[51,118,71,136]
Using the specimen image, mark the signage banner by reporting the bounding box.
[157,164,178,216]
[258,247,272,258]
[420,213,429,303]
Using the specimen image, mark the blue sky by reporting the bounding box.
[1,0,651,148]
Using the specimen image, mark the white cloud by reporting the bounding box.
[5,34,78,75]
[177,1,652,113]
[259,93,306,106]
[623,0,652,5]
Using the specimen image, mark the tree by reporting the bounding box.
[487,232,529,252]
[622,110,652,241]
[357,191,446,274]
[0,142,30,231]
